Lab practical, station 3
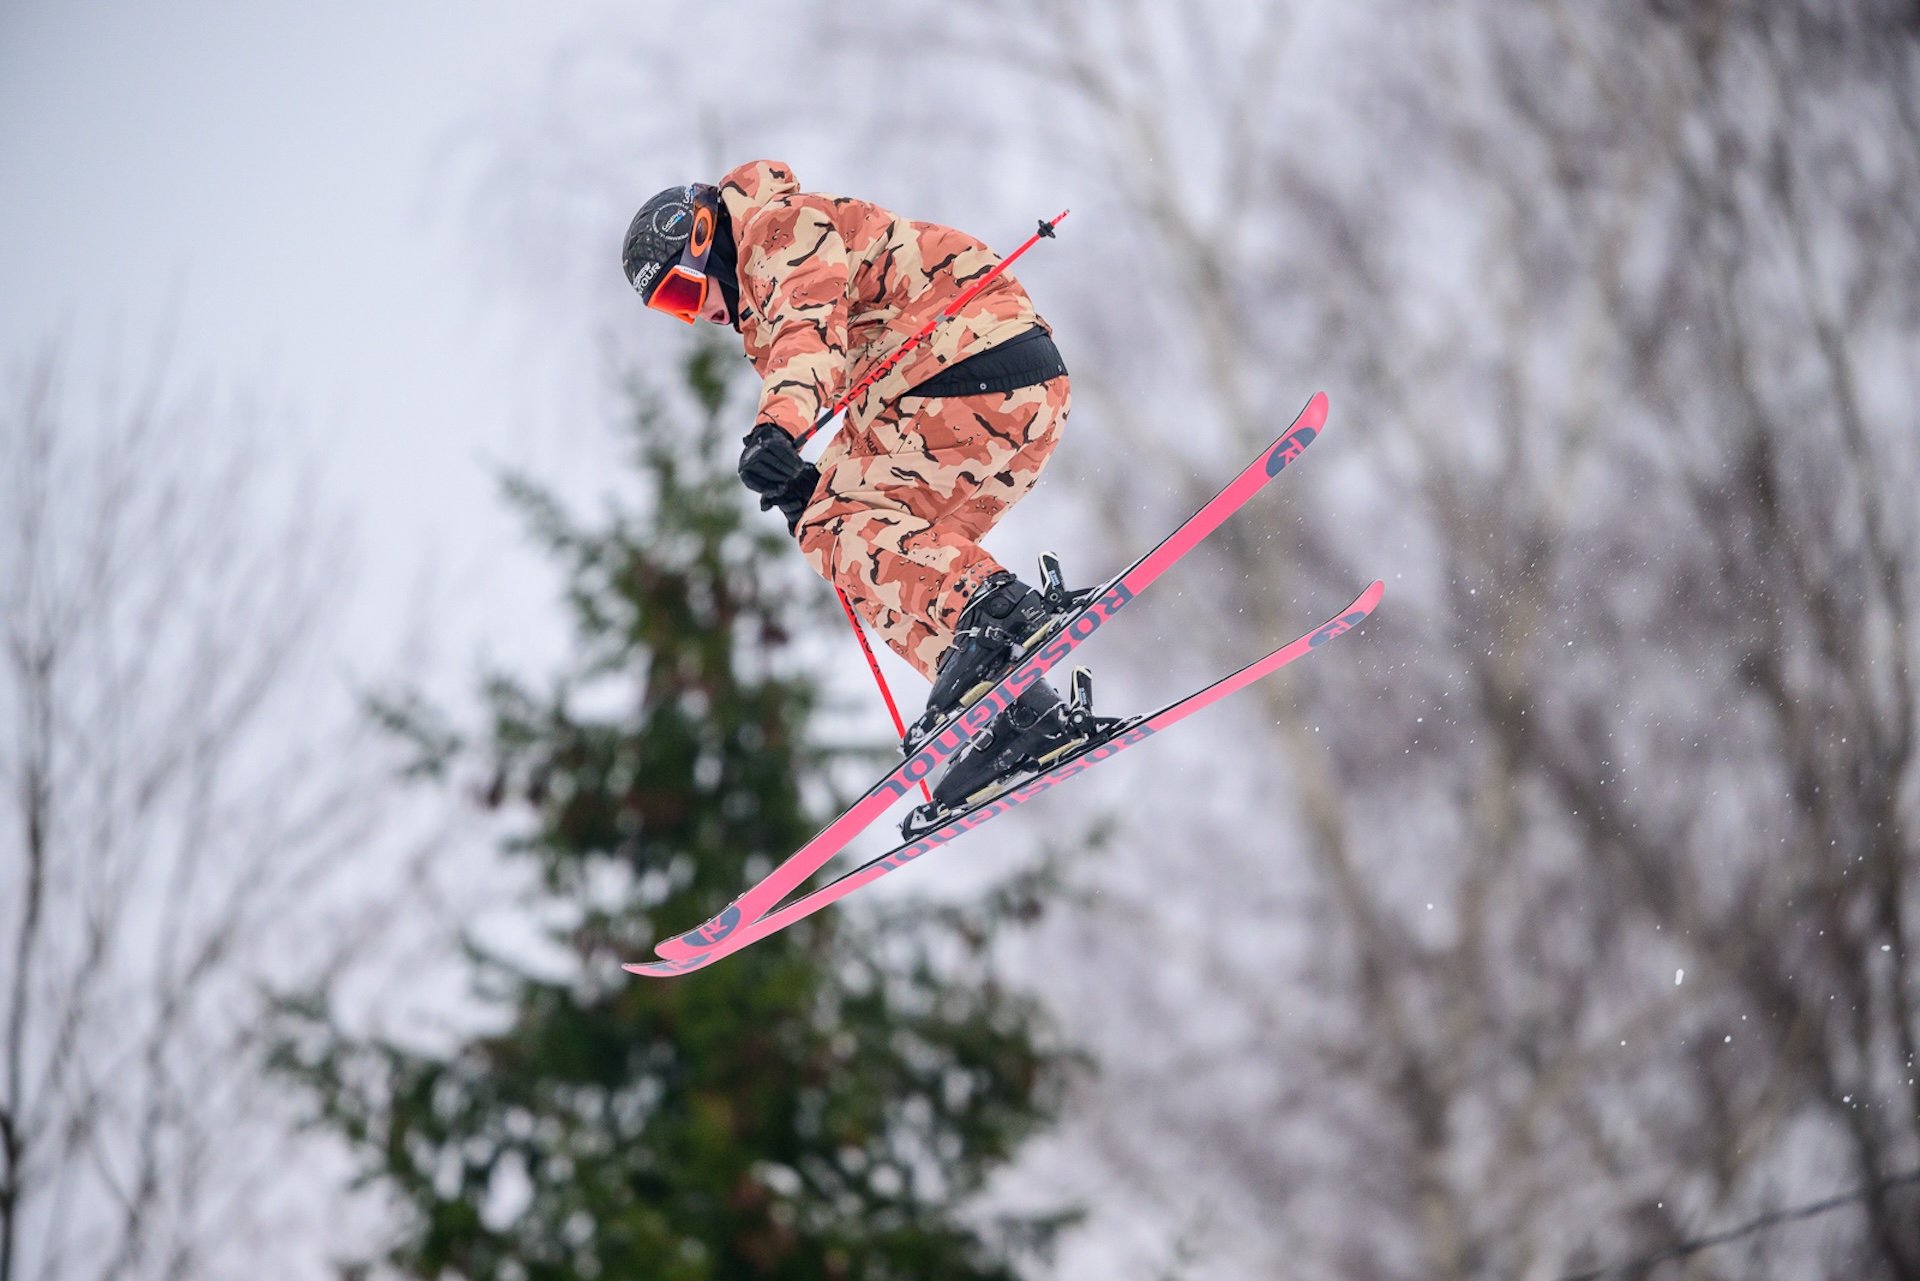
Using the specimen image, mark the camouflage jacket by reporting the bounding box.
[716,159,1046,441]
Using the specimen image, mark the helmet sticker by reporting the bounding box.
[652,205,689,237]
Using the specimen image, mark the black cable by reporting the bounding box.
[1555,1168,1920,1281]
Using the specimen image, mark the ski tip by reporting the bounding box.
[657,927,723,959]
[1305,580,1386,649]
[624,953,710,979]
[1339,579,1385,624]
[1264,394,1330,477]
[653,904,744,959]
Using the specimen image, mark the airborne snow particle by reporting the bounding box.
[1675,969,1685,985]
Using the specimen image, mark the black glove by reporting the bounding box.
[738,422,805,494]
[764,463,821,533]
[737,422,820,533]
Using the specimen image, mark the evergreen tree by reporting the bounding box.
[274,340,1076,1281]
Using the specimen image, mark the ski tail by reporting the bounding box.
[624,579,1384,978]
[647,393,1330,961]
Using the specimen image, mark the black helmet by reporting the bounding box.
[622,183,741,326]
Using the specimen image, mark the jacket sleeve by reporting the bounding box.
[744,201,851,438]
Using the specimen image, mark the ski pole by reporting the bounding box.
[814,212,1067,807]
[834,586,932,804]
[794,210,1069,450]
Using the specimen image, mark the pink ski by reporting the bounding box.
[626,579,1384,977]
[647,393,1329,961]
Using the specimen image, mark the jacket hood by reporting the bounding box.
[717,159,801,221]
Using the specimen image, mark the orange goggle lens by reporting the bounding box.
[647,265,709,323]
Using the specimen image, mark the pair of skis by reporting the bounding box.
[625,392,1380,978]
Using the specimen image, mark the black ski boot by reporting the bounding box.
[905,554,1092,750]
[931,678,1075,809]
[901,668,1116,837]
[916,573,1052,723]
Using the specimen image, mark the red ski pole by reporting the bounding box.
[834,587,932,803]
[794,210,1068,450]
[812,211,1067,807]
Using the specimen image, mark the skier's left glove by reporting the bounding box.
[737,422,821,534]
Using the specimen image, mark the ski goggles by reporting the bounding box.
[641,198,718,324]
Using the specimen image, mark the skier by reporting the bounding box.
[622,159,1084,810]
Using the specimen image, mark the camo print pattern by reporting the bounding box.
[716,159,1046,441]
[796,377,1071,680]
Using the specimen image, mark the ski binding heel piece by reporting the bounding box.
[1037,551,1095,613]
[1038,551,1070,612]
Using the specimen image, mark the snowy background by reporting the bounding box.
[5,1,1918,1278]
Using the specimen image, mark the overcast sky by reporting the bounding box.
[0,0,658,684]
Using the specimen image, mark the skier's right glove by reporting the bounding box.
[737,422,821,534]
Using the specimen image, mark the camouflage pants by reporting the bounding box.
[797,376,1071,681]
